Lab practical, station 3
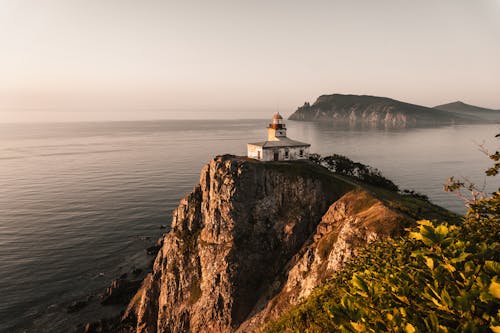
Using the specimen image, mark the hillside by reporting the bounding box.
[435,101,500,122]
[266,196,499,332]
[100,155,457,333]
[265,149,500,332]
[288,94,477,126]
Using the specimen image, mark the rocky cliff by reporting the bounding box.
[288,94,474,126]
[120,155,454,333]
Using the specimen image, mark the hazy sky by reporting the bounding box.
[1,0,499,122]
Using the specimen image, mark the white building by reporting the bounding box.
[247,113,311,161]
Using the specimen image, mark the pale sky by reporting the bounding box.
[1,0,499,122]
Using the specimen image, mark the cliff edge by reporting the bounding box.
[120,155,454,332]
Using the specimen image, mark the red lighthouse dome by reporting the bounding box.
[269,112,285,129]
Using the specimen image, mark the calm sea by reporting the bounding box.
[0,119,498,333]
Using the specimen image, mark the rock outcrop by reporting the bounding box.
[121,155,449,332]
[288,94,475,126]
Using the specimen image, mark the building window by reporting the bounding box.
[284,150,289,159]
[299,149,304,157]
[257,151,261,159]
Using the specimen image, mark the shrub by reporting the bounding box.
[309,153,399,192]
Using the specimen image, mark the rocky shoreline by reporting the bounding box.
[68,236,164,333]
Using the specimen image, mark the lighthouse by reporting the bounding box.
[247,113,311,161]
[267,112,287,140]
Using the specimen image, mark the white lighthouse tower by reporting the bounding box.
[247,113,311,161]
[267,113,287,140]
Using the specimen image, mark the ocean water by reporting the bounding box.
[0,119,498,333]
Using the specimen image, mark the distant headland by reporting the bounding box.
[288,93,500,126]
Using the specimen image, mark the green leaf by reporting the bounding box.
[441,289,453,308]
[435,224,449,238]
[484,260,500,275]
[409,232,423,241]
[396,295,410,305]
[442,263,456,273]
[350,321,366,332]
[425,257,434,270]
[351,274,369,293]
[420,226,438,245]
[405,323,416,333]
[450,252,471,264]
[491,325,500,333]
[417,220,433,227]
[489,279,500,299]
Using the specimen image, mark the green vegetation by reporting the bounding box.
[306,153,456,223]
[309,153,399,192]
[310,153,432,202]
[261,158,356,198]
[266,144,500,332]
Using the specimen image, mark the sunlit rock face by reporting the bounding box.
[122,155,415,333]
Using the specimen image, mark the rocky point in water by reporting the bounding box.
[288,93,479,126]
[106,154,455,333]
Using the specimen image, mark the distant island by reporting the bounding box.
[434,100,500,122]
[288,94,499,126]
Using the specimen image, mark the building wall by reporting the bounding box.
[286,146,310,160]
[267,128,287,140]
[247,144,263,160]
[248,145,310,161]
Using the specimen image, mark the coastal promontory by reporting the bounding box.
[115,155,455,332]
[288,94,478,126]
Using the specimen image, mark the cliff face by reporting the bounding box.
[237,190,412,331]
[288,94,471,126]
[122,155,437,332]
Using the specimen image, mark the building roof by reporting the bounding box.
[248,137,311,149]
[272,112,283,120]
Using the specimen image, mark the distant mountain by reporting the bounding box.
[288,94,480,126]
[434,101,500,122]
